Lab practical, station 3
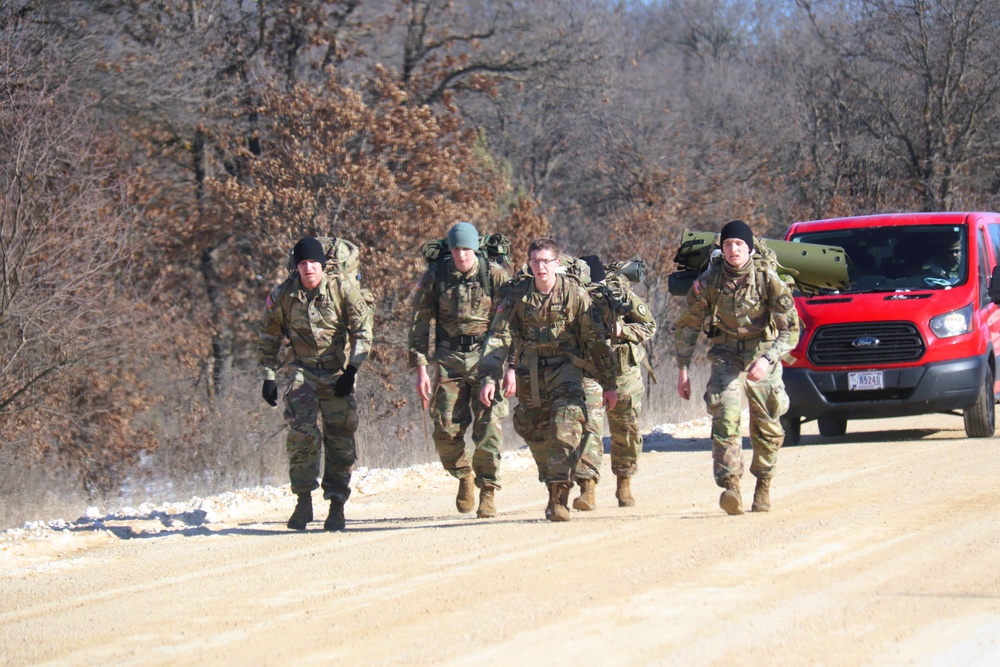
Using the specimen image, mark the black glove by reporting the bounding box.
[334,365,358,397]
[262,379,278,407]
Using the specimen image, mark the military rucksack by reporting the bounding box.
[669,230,849,296]
[420,232,512,299]
[286,236,362,286]
[602,259,648,316]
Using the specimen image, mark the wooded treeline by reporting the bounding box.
[3,0,999,524]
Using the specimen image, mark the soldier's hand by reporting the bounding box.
[677,370,691,401]
[747,357,769,382]
[334,365,358,397]
[480,381,496,407]
[416,366,433,404]
[262,380,278,407]
[501,367,517,398]
[603,390,618,411]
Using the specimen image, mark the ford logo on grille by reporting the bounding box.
[852,336,880,348]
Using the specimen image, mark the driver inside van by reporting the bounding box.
[922,238,963,282]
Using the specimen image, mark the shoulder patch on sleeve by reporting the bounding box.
[778,294,794,311]
[692,279,703,296]
[637,303,648,316]
[266,287,281,311]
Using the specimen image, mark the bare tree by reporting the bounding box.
[799,0,1000,211]
[0,16,157,495]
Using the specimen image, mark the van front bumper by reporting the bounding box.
[782,355,988,421]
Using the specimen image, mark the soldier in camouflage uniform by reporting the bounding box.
[409,222,512,519]
[478,238,618,522]
[574,256,657,511]
[674,220,798,515]
[259,237,374,531]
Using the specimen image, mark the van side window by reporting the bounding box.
[988,224,1000,270]
[979,229,991,308]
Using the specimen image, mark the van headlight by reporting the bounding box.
[929,303,974,338]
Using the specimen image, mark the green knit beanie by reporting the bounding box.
[447,222,480,250]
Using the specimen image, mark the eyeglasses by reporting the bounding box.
[528,257,558,267]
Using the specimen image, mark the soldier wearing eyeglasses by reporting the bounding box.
[478,238,618,522]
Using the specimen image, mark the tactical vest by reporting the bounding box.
[276,275,355,370]
[702,255,777,343]
[431,256,498,352]
[504,274,590,362]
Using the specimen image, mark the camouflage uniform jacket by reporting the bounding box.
[408,256,511,367]
[674,257,798,370]
[258,273,373,381]
[478,274,618,391]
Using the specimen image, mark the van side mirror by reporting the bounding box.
[991,266,1000,304]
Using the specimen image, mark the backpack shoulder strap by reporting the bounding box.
[753,254,773,303]
[504,274,533,317]
[273,276,296,338]
[701,259,725,328]
[433,256,450,302]
[477,251,493,298]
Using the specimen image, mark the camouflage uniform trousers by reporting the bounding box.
[704,346,789,487]
[577,376,606,482]
[284,366,359,503]
[608,365,644,478]
[578,365,644,480]
[512,360,588,484]
[430,348,503,488]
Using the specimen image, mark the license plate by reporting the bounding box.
[848,370,884,391]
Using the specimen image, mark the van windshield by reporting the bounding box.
[790,225,967,293]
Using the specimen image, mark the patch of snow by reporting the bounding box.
[0,426,700,554]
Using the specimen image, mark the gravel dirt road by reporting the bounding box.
[3,413,1000,666]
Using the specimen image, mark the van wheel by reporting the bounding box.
[817,417,847,437]
[964,366,996,438]
[781,416,801,447]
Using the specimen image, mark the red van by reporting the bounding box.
[780,212,1000,444]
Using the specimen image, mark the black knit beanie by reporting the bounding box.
[719,220,754,248]
[580,255,607,283]
[293,237,326,266]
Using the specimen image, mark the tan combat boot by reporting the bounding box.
[615,475,635,508]
[719,475,744,516]
[456,475,476,514]
[324,499,346,531]
[572,478,597,511]
[287,493,313,530]
[477,486,497,518]
[752,477,771,512]
[547,483,571,522]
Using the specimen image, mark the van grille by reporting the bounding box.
[806,322,925,366]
